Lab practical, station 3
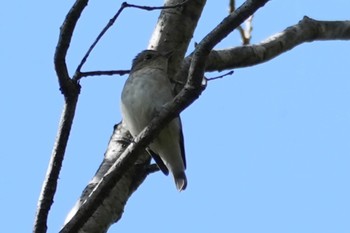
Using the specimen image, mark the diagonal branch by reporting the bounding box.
[62,123,152,233]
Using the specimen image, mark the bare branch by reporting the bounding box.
[54,0,87,97]
[244,15,254,43]
[174,17,350,87]
[229,0,254,45]
[125,0,189,10]
[62,123,151,233]
[73,2,126,78]
[79,70,130,78]
[206,16,350,71]
[60,121,166,233]
[238,15,253,44]
[33,1,88,232]
[207,70,234,81]
[229,0,236,12]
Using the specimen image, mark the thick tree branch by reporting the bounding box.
[148,0,206,79]
[62,123,151,233]
[206,16,350,71]
[61,119,178,233]
[174,16,350,85]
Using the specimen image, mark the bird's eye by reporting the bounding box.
[144,54,153,60]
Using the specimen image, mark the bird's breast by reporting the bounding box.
[121,68,173,135]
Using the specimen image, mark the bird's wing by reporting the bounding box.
[146,148,169,175]
[178,118,186,169]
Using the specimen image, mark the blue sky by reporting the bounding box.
[2,0,350,232]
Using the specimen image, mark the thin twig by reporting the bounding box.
[126,0,189,10]
[207,70,234,81]
[74,0,189,80]
[229,0,236,12]
[229,0,253,45]
[241,15,254,44]
[79,70,130,78]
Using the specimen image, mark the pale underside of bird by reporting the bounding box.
[121,50,187,191]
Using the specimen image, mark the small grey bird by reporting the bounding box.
[121,50,187,191]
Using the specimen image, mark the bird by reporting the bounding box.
[120,50,187,191]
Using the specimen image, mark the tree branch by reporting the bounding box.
[175,16,350,85]
[62,123,151,233]
[206,16,350,71]
[148,0,207,79]
[33,1,88,233]
[55,0,87,97]
[79,70,130,78]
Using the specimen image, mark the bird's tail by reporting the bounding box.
[174,172,187,191]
